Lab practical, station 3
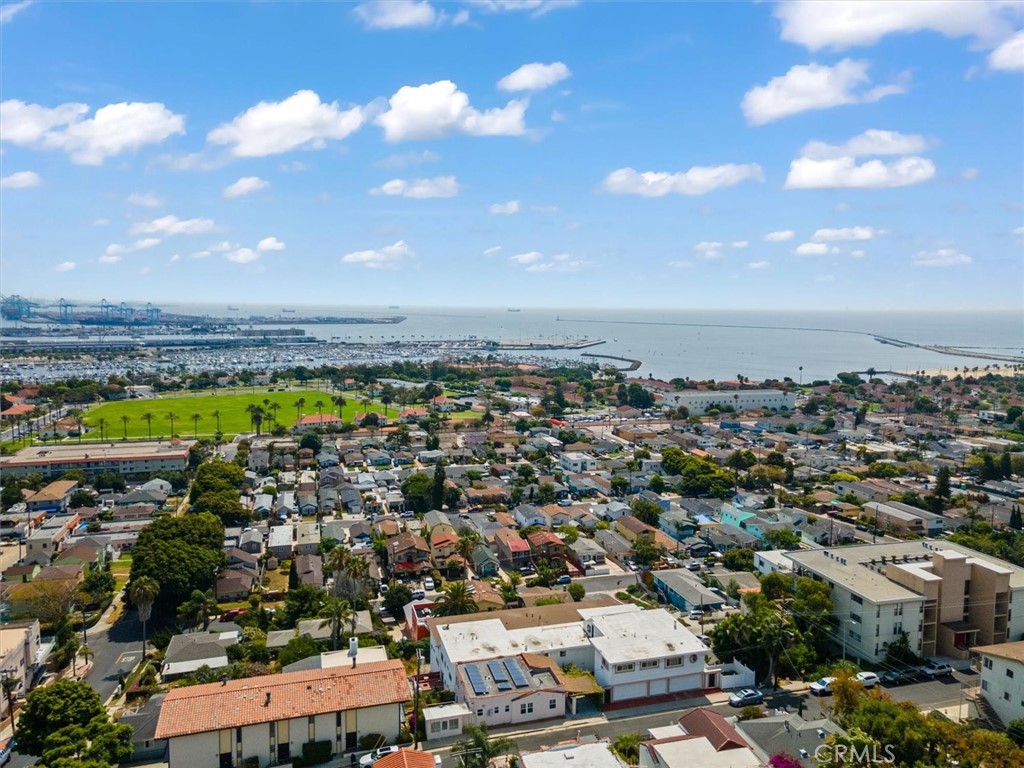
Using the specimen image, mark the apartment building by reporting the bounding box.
[0,441,193,479]
[661,389,795,416]
[863,501,945,536]
[973,641,1024,727]
[455,653,567,727]
[559,452,597,473]
[786,540,1024,663]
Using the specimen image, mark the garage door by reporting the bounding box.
[647,679,668,696]
[669,673,701,693]
[612,682,648,701]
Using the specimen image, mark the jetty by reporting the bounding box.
[581,352,641,371]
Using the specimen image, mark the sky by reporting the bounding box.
[1,0,1022,311]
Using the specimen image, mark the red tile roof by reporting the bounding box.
[374,749,436,768]
[678,708,749,751]
[154,661,410,740]
[295,414,342,427]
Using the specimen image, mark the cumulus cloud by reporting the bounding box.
[127,191,162,207]
[989,30,1024,71]
[799,129,929,159]
[483,245,503,256]
[764,230,795,242]
[0,99,184,164]
[774,0,1019,51]
[512,251,590,273]
[375,80,527,142]
[226,247,259,264]
[731,241,749,249]
[131,215,217,236]
[131,237,161,250]
[208,90,364,157]
[694,241,724,259]
[0,1,33,23]
[53,260,75,272]
[342,240,415,269]
[354,0,440,29]
[748,260,770,270]
[98,244,127,264]
[913,248,972,267]
[257,237,286,252]
[489,200,520,214]
[0,170,40,188]
[375,150,441,168]
[498,62,572,91]
[223,176,270,198]
[602,163,763,197]
[812,226,884,241]
[370,176,460,198]
[509,251,543,264]
[793,242,834,256]
[785,155,935,189]
[741,59,905,125]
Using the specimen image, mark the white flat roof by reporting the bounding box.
[589,608,708,663]
[423,703,471,721]
[646,737,761,768]
[521,742,624,768]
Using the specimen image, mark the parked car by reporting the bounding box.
[880,668,917,686]
[556,575,572,585]
[411,589,426,600]
[810,677,836,695]
[359,746,400,767]
[687,560,702,572]
[728,689,764,707]
[855,671,880,689]
[423,577,435,591]
[688,608,707,620]
[919,659,953,677]
[379,584,389,595]
[0,737,15,767]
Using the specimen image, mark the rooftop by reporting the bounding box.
[973,640,1024,664]
[520,741,625,768]
[0,440,193,465]
[588,608,708,663]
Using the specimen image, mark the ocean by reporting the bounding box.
[157,304,1024,382]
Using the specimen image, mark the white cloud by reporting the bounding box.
[0,99,184,164]
[223,176,270,198]
[98,244,127,264]
[354,0,439,29]
[497,61,572,92]
[913,248,972,267]
[799,129,929,159]
[785,155,936,189]
[131,237,161,250]
[489,200,520,214]
[794,242,832,256]
[473,0,580,17]
[169,254,181,263]
[131,215,217,236]
[375,150,442,168]
[694,241,724,259]
[748,260,770,270]
[127,191,162,207]
[602,163,763,197]
[342,240,415,269]
[208,90,364,157]
[0,170,40,188]
[526,255,589,273]
[92,218,109,226]
[206,240,236,253]
[731,240,749,249]
[370,176,460,198]
[812,226,884,241]
[483,245,503,256]
[0,1,33,23]
[741,59,905,125]
[509,251,543,264]
[257,236,286,252]
[375,80,527,142]
[226,247,259,264]
[774,0,1019,51]
[989,29,1024,71]
[763,230,796,242]
[53,260,75,272]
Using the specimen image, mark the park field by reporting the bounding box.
[81,389,386,440]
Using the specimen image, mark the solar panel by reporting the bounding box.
[504,658,530,688]
[466,665,488,696]
[488,660,509,683]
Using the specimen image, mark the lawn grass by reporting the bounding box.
[80,389,387,441]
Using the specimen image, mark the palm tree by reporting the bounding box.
[325,548,369,609]
[332,394,346,419]
[191,412,202,439]
[452,724,515,768]
[314,400,325,419]
[318,596,353,652]
[142,411,153,440]
[129,576,160,657]
[294,397,306,421]
[166,411,177,437]
[212,409,222,434]
[381,391,393,417]
[177,588,219,630]
[269,402,281,425]
[97,417,107,442]
[67,408,84,443]
[433,581,478,617]
[120,414,130,440]
[78,643,94,670]
[1,675,20,738]
[498,579,520,608]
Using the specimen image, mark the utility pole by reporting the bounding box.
[413,652,422,749]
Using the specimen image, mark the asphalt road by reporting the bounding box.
[84,606,144,702]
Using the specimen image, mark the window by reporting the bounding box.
[850,613,862,624]
[984,658,993,669]
[504,705,510,712]
[615,663,635,673]
[559,650,566,658]
[520,703,534,715]
[476,709,483,716]
[852,594,863,605]
[1004,692,1011,701]
[1008,669,1015,679]
[641,660,659,669]
[982,680,989,691]
[549,699,557,709]
[430,722,441,734]
[665,657,682,668]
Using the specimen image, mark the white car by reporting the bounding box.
[855,671,880,689]
[809,676,836,695]
[423,577,435,591]
[359,746,400,767]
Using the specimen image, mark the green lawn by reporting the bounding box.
[81,389,387,440]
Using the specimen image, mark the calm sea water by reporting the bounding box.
[155,304,1023,382]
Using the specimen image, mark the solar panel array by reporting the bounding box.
[487,660,512,691]
[504,658,530,688]
[466,664,488,696]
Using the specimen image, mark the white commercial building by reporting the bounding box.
[559,452,597,473]
[974,641,1024,727]
[662,389,795,416]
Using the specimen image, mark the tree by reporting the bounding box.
[69,489,96,508]
[0,480,22,511]
[567,582,586,602]
[934,465,951,499]
[402,473,433,515]
[38,717,134,768]
[631,535,662,566]
[722,548,755,572]
[1007,718,1024,748]
[648,474,666,493]
[177,589,219,630]
[128,576,160,658]
[318,595,353,651]
[191,412,202,439]
[432,461,447,511]
[16,679,106,756]
[434,581,479,616]
[80,567,115,606]
[279,635,321,668]
[451,724,515,768]
[611,733,641,765]
[193,489,250,526]
[764,529,802,550]
[325,547,369,603]
[165,411,177,437]
[1010,506,1023,531]
[630,496,662,527]
[299,431,323,452]
[120,414,130,440]
[536,483,556,505]
[383,582,413,617]
[141,411,153,440]
[279,584,328,629]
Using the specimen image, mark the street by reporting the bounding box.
[84,606,144,702]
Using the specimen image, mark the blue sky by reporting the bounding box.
[1,0,1022,310]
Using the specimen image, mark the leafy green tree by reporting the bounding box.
[278,635,321,667]
[80,568,115,606]
[660,448,735,498]
[17,679,106,756]
[189,460,246,503]
[401,473,433,515]
[630,497,662,527]
[631,536,662,566]
[318,595,353,651]
[567,582,586,602]
[1007,718,1024,747]
[764,529,802,550]
[648,475,666,493]
[382,582,413,617]
[432,461,447,510]
[279,584,327,629]
[722,547,755,572]
[38,717,134,768]
[299,431,323,452]
[192,489,251,525]
[0,480,23,511]
[611,733,641,764]
[68,489,96,508]
[1010,506,1023,531]
[536,483,556,505]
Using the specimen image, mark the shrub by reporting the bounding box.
[738,705,765,721]
[358,734,385,751]
[301,740,332,766]
[241,758,260,768]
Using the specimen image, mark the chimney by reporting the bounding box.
[264,692,271,707]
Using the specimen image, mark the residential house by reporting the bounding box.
[471,545,500,577]
[119,692,169,764]
[560,452,597,473]
[455,653,567,728]
[295,523,321,555]
[494,529,532,571]
[974,641,1024,727]
[521,741,626,768]
[238,529,263,555]
[0,620,41,720]
[215,568,256,601]
[640,709,761,768]
[513,504,546,528]
[430,529,461,569]
[161,629,239,680]
[268,525,294,559]
[26,480,78,514]
[651,569,724,613]
[735,714,844,768]
[389,532,432,578]
[526,530,566,566]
